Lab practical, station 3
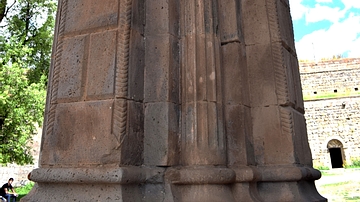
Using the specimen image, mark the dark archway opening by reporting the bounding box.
[329,148,343,168]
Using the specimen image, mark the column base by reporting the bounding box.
[21,165,326,202]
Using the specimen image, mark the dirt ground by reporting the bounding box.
[315,169,360,202]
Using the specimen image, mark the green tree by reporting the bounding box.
[1,0,57,84]
[0,0,56,164]
[0,62,46,164]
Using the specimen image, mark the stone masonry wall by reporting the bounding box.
[300,58,360,168]
[304,98,360,167]
[301,58,360,98]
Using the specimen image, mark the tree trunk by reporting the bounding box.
[0,0,7,24]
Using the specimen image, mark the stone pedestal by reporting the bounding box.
[22,0,326,201]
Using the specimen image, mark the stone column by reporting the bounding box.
[242,0,326,201]
[23,0,326,201]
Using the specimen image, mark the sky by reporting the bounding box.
[289,0,360,60]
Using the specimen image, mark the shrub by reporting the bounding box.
[313,163,330,170]
[345,157,360,168]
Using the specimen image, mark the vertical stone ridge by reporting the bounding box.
[182,0,197,145]
[182,0,225,165]
[113,0,133,142]
[46,0,68,137]
[266,0,290,105]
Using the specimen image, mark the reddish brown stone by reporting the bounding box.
[87,30,116,99]
[57,35,87,101]
[24,0,326,201]
[64,0,118,33]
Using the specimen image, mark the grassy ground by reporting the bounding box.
[316,169,360,202]
[15,182,34,200]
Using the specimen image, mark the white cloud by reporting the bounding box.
[295,13,360,60]
[289,0,308,20]
[347,37,360,58]
[342,0,360,9]
[305,4,346,23]
[316,0,332,3]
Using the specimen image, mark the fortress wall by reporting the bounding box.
[304,98,360,167]
[300,59,360,98]
[300,58,360,168]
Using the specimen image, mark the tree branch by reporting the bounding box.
[0,0,7,23]
[0,0,16,24]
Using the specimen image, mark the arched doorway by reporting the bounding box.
[327,139,344,168]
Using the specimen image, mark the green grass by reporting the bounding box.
[345,196,360,201]
[318,181,360,201]
[314,165,330,171]
[344,157,360,169]
[15,182,34,200]
[320,172,337,177]
[321,181,350,187]
[303,91,360,101]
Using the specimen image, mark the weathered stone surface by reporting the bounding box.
[23,0,326,201]
[226,105,255,166]
[222,42,249,105]
[144,34,179,102]
[242,0,271,46]
[144,102,179,166]
[57,35,86,101]
[40,100,118,166]
[217,0,243,43]
[118,100,144,165]
[127,29,145,101]
[252,106,295,165]
[64,0,118,34]
[246,43,278,107]
[144,0,178,36]
[87,30,116,99]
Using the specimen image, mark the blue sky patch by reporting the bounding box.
[293,18,333,41]
[290,0,360,60]
[319,0,345,10]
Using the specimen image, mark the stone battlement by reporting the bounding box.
[300,58,360,101]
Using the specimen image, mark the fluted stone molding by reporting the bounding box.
[23,0,326,201]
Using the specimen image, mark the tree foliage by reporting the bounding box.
[0,65,46,164]
[0,0,56,165]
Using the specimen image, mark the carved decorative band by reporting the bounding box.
[266,0,291,105]
[279,107,293,136]
[115,0,132,98]
[45,0,68,137]
[113,0,133,140]
[272,42,290,105]
[266,0,281,42]
[113,100,127,143]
